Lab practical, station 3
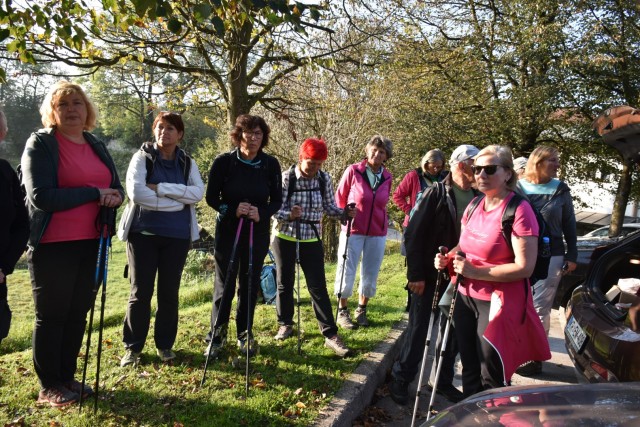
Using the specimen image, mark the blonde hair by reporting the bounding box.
[421,149,445,172]
[474,144,517,189]
[40,81,98,130]
[524,146,558,182]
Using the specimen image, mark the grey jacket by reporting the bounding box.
[518,179,578,262]
[20,128,124,249]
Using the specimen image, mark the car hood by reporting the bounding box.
[422,383,640,426]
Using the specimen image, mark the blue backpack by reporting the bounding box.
[260,251,277,305]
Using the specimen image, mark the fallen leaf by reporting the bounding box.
[295,401,306,409]
[138,371,151,378]
[294,387,303,395]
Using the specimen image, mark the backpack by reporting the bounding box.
[466,193,551,284]
[259,250,277,305]
[285,165,327,204]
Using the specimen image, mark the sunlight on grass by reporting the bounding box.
[0,237,407,426]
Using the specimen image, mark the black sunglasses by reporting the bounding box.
[472,165,502,175]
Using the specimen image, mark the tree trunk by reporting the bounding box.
[609,160,633,237]
[226,22,253,127]
[323,217,339,263]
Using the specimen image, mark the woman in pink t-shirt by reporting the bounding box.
[435,145,550,398]
[21,81,124,407]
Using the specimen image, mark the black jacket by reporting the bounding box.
[404,173,479,283]
[0,159,29,274]
[20,128,124,248]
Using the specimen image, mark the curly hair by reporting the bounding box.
[230,114,270,149]
[40,81,98,130]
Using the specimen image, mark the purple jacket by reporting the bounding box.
[335,159,392,237]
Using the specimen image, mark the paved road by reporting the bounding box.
[355,309,578,426]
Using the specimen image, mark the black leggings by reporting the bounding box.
[28,239,99,388]
[454,293,506,397]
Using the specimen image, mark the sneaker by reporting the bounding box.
[203,325,228,358]
[156,348,176,362]
[37,385,79,407]
[389,378,409,405]
[274,325,294,340]
[515,360,542,377]
[64,379,94,399]
[427,382,464,403]
[120,349,141,367]
[324,335,350,357]
[237,334,258,358]
[337,309,358,330]
[354,307,369,327]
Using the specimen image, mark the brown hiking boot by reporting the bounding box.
[37,385,79,407]
[324,335,350,357]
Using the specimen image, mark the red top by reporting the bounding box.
[40,133,111,243]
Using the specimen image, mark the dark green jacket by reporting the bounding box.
[20,128,124,249]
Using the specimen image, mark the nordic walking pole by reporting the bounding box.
[79,214,106,412]
[245,219,254,396]
[410,246,448,427]
[295,219,302,355]
[427,251,466,420]
[201,217,244,387]
[335,203,356,320]
[93,207,115,413]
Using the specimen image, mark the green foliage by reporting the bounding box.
[0,239,407,426]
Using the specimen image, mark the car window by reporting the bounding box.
[589,228,609,237]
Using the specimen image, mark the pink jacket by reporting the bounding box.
[393,169,421,227]
[483,281,552,383]
[335,159,392,237]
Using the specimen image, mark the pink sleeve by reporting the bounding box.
[392,171,414,214]
[334,166,352,209]
[512,200,539,238]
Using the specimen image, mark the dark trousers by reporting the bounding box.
[207,223,269,341]
[454,293,505,397]
[123,233,190,352]
[0,278,10,344]
[28,240,98,388]
[392,276,457,386]
[272,237,337,338]
[431,310,458,386]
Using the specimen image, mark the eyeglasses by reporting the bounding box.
[471,165,502,175]
[243,130,263,139]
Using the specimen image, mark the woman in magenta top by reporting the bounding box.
[435,145,550,398]
[21,81,123,407]
[333,135,393,329]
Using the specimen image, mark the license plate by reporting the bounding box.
[565,315,587,353]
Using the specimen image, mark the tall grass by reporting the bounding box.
[0,239,407,426]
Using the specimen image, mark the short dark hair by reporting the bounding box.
[230,114,271,149]
[153,111,184,137]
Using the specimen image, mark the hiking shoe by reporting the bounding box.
[237,335,258,358]
[120,349,141,367]
[324,335,350,357]
[515,360,542,377]
[156,348,176,362]
[64,379,94,399]
[274,325,294,341]
[37,385,79,407]
[204,325,228,358]
[427,381,464,403]
[337,309,358,330]
[354,307,369,327]
[389,378,409,405]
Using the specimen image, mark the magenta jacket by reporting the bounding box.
[335,159,392,237]
[393,169,421,228]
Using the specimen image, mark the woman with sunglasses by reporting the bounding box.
[514,146,577,377]
[435,145,549,397]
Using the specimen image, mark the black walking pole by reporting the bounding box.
[201,217,244,387]
[410,246,448,427]
[335,203,356,320]
[245,219,254,395]
[80,206,115,413]
[295,219,302,355]
[427,251,466,420]
[93,208,114,413]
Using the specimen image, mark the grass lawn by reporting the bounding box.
[0,238,407,426]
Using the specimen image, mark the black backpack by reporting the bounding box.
[284,164,327,204]
[466,193,551,284]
